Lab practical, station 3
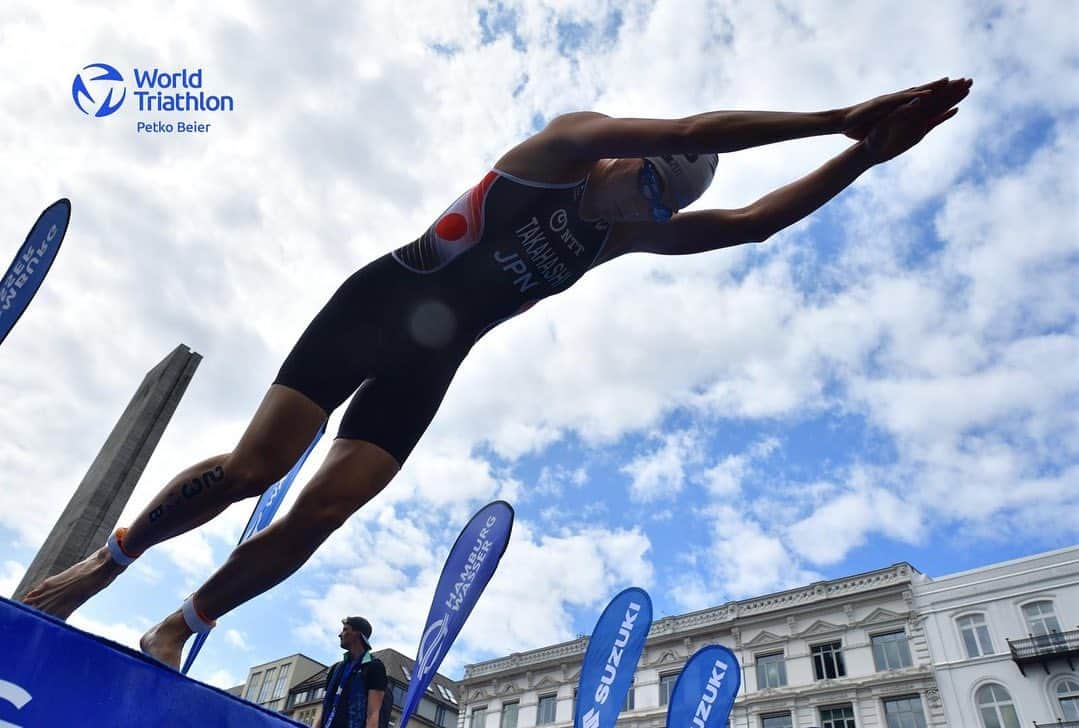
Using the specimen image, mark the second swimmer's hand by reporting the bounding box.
[862,79,971,164]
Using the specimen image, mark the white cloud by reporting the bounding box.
[225,629,251,651]
[622,429,704,502]
[0,560,26,597]
[787,485,924,567]
[676,503,820,607]
[535,464,589,497]
[68,613,147,651]
[698,437,779,497]
[203,668,242,690]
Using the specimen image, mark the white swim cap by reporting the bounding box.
[643,153,719,208]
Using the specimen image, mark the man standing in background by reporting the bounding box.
[321,617,390,728]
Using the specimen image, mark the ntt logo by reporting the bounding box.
[71,63,127,117]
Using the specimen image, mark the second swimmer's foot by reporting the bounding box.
[20,545,126,620]
[140,610,192,670]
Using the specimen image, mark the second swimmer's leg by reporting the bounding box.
[20,385,327,619]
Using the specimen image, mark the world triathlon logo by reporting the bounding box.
[70,62,235,134]
[71,63,127,117]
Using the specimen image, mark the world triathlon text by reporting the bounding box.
[131,68,234,112]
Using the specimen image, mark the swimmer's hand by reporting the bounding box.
[841,77,960,140]
[863,78,972,163]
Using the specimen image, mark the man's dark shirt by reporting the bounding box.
[322,654,388,728]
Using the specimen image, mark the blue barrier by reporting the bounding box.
[0,596,302,727]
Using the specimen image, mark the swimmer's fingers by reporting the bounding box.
[907,77,950,93]
[840,81,944,140]
[843,78,969,141]
[927,106,960,132]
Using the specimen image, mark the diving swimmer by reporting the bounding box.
[22,77,973,667]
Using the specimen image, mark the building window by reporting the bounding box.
[819,704,855,728]
[975,684,1020,728]
[1022,600,1064,646]
[245,672,263,701]
[390,681,407,706]
[272,663,291,700]
[622,678,635,712]
[957,614,994,658]
[537,694,557,725]
[501,701,519,728]
[872,631,913,671]
[1057,678,1079,721]
[659,673,679,706]
[812,642,846,680]
[441,709,458,728]
[418,698,440,721]
[258,667,278,703]
[314,687,325,701]
[883,695,926,728]
[761,713,792,728]
[756,652,787,689]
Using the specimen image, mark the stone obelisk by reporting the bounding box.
[12,344,201,599]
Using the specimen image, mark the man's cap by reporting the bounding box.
[343,616,373,644]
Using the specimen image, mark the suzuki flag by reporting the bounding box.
[400,501,514,728]
[666,645,741,728]
[575,587,653,728]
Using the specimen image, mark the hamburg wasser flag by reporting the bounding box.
[575,587,653,728]
[1,199,70,347]
[400,501,514,728]
[181,423,326,675]
[666,645,741,728]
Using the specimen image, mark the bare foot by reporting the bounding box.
[21,545,127,619]
[140,610,193,669]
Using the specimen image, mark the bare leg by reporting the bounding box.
[21,385,327,619]
[140,437,400,667]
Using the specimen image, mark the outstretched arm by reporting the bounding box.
[602,139,876,259]
[550,79,951,161]
[601,78,971,260]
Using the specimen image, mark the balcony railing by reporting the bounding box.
[1033,721,1079,728]
[1007,628,1079,675]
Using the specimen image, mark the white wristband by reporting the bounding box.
[182,595,216,635]
[106,529,136,566]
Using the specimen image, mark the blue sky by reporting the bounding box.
[0,0,1076,690]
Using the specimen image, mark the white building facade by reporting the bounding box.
[914,545,1079,728]
[461,563,944,728]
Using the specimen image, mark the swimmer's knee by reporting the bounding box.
[219,454,284,500]
[285,494,361,537]
[287,481,379,539]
